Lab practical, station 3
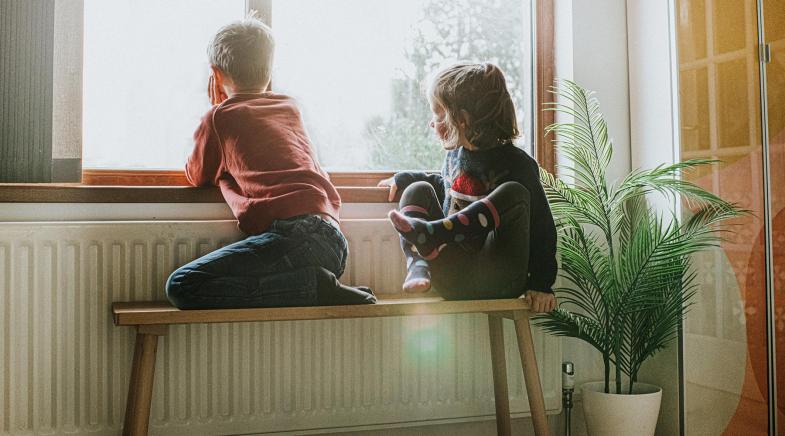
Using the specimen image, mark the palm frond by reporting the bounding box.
[557,227,613,320]
[545,79,613,205]
[618,191,647,247]
[534,309,612,353]
[540,168,608,232]
[625,260,697,385]
[613,160,734,209]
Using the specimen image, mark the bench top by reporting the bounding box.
[112,297,531,326]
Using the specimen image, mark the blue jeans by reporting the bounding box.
[166,214,349,309]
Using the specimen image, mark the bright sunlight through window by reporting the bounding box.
[83,0,533,171]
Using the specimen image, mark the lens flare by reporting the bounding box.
[402,316,454,367]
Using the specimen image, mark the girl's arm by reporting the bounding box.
[379,171,446,204]
[394,172,445,202]
[524,163,558,293]
[504,156,557,293]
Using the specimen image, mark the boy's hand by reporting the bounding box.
[208,74,228,106]
[521,290,557,313]
[377,176,398,202]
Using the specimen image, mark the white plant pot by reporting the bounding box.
[581,381,662,436]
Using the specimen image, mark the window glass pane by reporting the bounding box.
[83,0,245,169]
[83,0,533,171]
[273,0,533,171]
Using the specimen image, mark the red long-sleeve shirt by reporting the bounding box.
[186,93,341,235]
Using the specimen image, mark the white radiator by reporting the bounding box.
[0,220,561,435]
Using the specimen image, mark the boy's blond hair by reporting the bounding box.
[427,62,519,150]
[208,16,274,90]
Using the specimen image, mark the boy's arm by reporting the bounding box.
[185,107,223,187]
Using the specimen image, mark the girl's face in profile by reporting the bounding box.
[429,98,472,150]
[428,100,450,144]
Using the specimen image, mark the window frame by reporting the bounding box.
[0,0,556,204]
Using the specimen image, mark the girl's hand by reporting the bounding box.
[522,290,557,313]
[377,176,398,202]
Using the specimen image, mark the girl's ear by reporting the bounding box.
[458,110,471,130]
[456,109,476,149]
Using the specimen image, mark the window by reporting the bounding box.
[82,0,535,172]
[273,0,534,171]
[83,0,246,170]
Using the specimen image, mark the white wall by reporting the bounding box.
[570,0,632,184]
[627,0,680,171]
[626,1,681,436]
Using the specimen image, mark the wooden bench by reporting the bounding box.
[112,297,552,436]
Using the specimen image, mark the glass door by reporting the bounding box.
[677,0,770,433]
[763,0,785,433]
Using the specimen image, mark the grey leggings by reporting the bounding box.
[398,181,531,300]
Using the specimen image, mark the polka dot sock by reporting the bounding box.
[389,199,500,260]
[396,205,433,293]
[403,252,431,293]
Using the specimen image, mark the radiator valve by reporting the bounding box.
[562,361,575,436]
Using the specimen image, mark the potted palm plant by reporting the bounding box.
[536,80,743,436]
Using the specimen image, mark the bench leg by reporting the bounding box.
[488,315,511,436]
[123,325,167,436]
[123,334,144,434]
[513,312,551,436]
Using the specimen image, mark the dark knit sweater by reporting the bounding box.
[393,144,557,293]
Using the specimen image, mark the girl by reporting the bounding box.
[379,62,557,313]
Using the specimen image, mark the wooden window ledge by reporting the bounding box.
[0,184,394,203]
[0,170,406,203]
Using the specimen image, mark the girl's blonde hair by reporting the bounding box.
[426,62,519,150]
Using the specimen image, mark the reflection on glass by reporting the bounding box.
[678,0,769,434]
[712,0,747,54]
[677,0,707,63]
[679,67,711,152]
[716,59,755,149]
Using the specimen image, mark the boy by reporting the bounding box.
[166,17,375,309]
